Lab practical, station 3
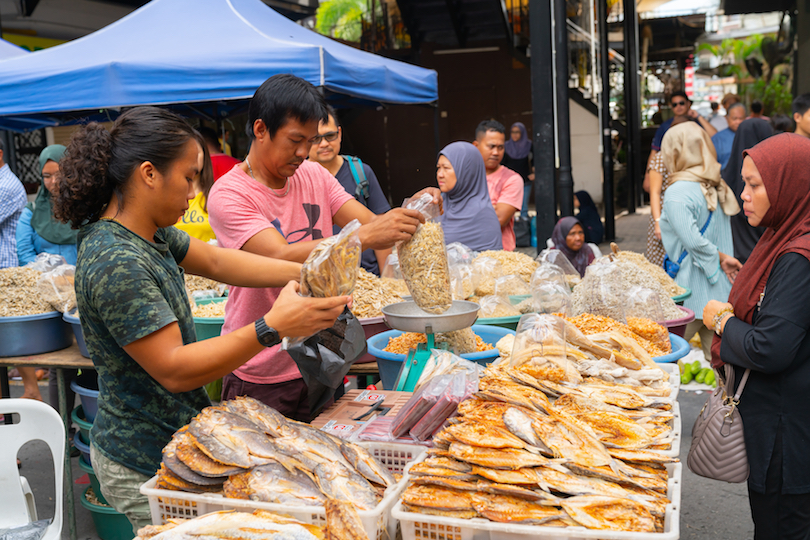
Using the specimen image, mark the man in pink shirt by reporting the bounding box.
[473,120,523,250]
[208,74,436,420]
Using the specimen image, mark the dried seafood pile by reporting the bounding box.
[610,244,686,297]
[136,501,368,540]
[475,251,538,284]
[567,313,671,358]
[383,331,494,355]
[156,397,395,512]
[351,269,406,319]
[0,267,53,316]
[399,342,677,532]
[184,275,226,296]
[191,302,226,318]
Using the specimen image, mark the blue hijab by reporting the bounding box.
[438,142,503,251]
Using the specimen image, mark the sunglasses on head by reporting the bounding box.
[311,131,339,144]
[671,100,687,106]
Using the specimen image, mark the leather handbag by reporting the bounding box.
[687,364,751,483]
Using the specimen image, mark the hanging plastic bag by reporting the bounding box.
[625,285,665,322]
[494,274,531,296]
[478,295,520,318]
[472,256,502,296]
[532,281,572,316]
[25,253,67,273]
[36,264,76,313]
[300,219,362,298]
[530,263,568,290]
[397,193,453,314]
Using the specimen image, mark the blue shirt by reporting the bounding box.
[15,207,78,266]
[0,164,27,268]
[711,128,735,169]
[651,117,702,152]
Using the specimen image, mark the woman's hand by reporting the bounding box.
[654,221,661,240]
[411,187,443,214]
[264,282,349,338]
[719,253,742,284]
[703,300,733,330]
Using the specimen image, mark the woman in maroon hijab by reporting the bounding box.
[704,133,810,538]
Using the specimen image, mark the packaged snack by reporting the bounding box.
[300,219,362,298]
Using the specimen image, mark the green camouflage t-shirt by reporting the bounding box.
[76,220,211,476]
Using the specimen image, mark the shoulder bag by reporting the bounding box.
[687,364,751,483]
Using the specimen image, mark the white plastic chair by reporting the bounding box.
[0,399,64,540]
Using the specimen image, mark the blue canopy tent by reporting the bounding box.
[0,38,27,59]
[0,0,437,126]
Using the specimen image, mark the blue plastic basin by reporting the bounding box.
[63,312,89,358]
[71,379,99,422]
[0,311,73,357]
[655,333,691,363]
[367,325,514,390]
[74,431,92,465]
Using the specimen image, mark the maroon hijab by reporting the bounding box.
[712,134,810,367]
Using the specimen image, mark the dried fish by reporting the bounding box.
[447,442,553,470]
[470,492,566,524]
[224,462,326,506]
[561,495,657,532]
[189,408,285,468]
[313,462,379,511]
[324,500,369,540]
[340,441,396,487]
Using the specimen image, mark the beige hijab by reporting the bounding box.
[661,122,740,216]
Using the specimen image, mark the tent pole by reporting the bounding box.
[597,0,615,240]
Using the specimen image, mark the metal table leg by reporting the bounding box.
[58,368,77,540]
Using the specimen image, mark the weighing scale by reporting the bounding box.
[381,300,480,391]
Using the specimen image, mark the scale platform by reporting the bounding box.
[381,300,480,391]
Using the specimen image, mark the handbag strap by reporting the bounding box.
[732,368,751,402]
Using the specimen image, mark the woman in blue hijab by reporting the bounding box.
[437,142,503,251]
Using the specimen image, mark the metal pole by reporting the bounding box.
[530,0,557,246]
[622,0,642,214]
[597,0,615,240]
[553,0,574,218]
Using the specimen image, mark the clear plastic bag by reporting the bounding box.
[537,248,581,288]
[397,193,452,314]
[625,285,665,322]
[532,281,572,316]
[389,374,453,438]
[449,263,474,300]
[572,262,627,323]
[300,219,362,298]
[381,252,402,280]
[415,349,482,391]
[36,264,76,313]
[472,256,502,296]
[506,314,580,383]
[478,295,520,318]
[25,253,67,273]
[435,327,478,355]
[410,372,472,442]
[494,274,531,296]
[446,242,475,266]
[529,263,568,290]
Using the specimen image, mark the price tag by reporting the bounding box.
[355,390,385,403]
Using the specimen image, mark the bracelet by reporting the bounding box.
[654,218,660,222]
[713,307,734,336]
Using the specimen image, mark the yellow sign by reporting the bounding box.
[2,33,66,52]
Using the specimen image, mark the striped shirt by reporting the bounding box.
[0,163,27,268]
[660,181,733,316]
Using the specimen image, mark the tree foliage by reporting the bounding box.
[315,0,369,42]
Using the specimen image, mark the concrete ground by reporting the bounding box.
[10,206,754,539]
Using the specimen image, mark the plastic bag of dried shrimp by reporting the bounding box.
[506,313,568,367]
[494,274,531,296]
[36,264,76,313]
[415,349,481,392]
[472,256,502,296]
[300,219,362,298]
[537,248,581,288]
[529,262,568,290]
[478,295,520,318]
[397,193,453,314]
[531,281,571,316]
[625,285,665,322]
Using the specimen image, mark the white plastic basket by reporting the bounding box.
[658,362,681,400]
[141,442,426,540]
[393,463,682,540]
[656,400,681,458]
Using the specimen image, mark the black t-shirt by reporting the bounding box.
[332,158,392,275]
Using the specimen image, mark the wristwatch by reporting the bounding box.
[255,317,281,347]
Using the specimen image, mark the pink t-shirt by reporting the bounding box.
[486,166,524,251]
[208,160,353,384]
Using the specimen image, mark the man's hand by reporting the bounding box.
[703,300,733,331]
[687,109,699,120]
[265,282,349,338]
[357,208,424,250]
[411,187,443,214]
[720,255,742,284]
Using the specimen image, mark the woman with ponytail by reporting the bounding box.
[54,107,348,534]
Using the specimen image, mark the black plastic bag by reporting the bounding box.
[285,307,367,418]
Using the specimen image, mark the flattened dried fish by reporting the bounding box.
[607,448,679,464]
[444,423,529,450]
[448,442,552,470]
[223,462,326,506]
[340,441,395,487]
[561,495,656,532]
[563,410,654,450]
[324,500,369,540]
[503,407,551,454]
[135,509,324,540]
[408,462,480,482]
[420,456,473,473]
[401,484,474,511]
[470,465,538,485]
[162,431,226,487]
[175,430,246,478]
[470,492,566,524]
[155,464,222,494]
[189,408,283,468]
[224,396,292,438]
[314,462,379,511]
[531,410,613,468]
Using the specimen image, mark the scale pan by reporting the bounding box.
[381,300,480,333]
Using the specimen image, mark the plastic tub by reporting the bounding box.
[63,311,89,358]
[658,306,695,338]
[368,325,514,390]
[74,431,91,465]
[80,487,132,540]
[193,297,226,341]
[671,287,692,305]
[71,404,93,442]
[654,333,690,363]
[78,455,108,505]
[71,379,99,422]
[0,311,73,357]
[357,316,389,364]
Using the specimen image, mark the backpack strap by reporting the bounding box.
[343,155,369,205]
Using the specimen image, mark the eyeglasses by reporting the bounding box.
[671,101,687,107]
[311,131,339,144]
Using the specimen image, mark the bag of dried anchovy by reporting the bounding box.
[397,193,452,314]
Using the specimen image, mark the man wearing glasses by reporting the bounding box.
[644,91,717,191]
[308,106,392,275]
